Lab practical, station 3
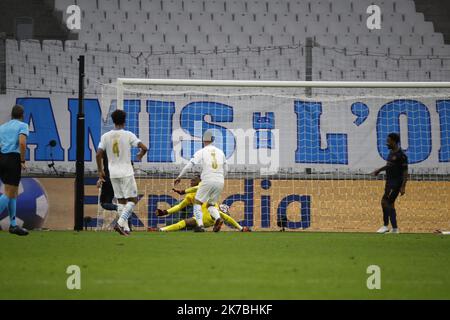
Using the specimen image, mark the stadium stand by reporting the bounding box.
[1,0,450,94]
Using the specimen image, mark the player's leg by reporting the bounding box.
[207,180,225,232]
[1,153,28,235]
[100,178,117,211]
[160,218,196,232]
[110,177,129,235]
[117,175,138,233]
[386,187,400,233]
[377,185,391,233]
[193,182,212,231]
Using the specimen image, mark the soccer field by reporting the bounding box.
[0,231,449,300]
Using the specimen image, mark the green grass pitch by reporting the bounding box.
[0,231,449,299]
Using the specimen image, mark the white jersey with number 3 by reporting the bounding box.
[98,129,141,178]
[191,144,227,182]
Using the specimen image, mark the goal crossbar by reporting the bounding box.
[116,79,450,109]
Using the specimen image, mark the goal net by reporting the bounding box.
[97,79,450,233]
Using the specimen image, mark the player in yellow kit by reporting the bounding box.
[155,176,250,232]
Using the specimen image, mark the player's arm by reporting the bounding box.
[96,148,106,182]
[184,185,199,194]
[220,211,242,230]
[136,141,148,161]
[175,150,202,185]
[156,197,190,216]
[400,155,408,195]
[371,162,393,176]
[223,152,228,177]
[19,134,27,169]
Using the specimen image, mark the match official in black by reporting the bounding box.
[372,133,408,234]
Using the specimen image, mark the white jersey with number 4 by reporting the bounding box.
[98,129,141,178]
[191,144,227,182]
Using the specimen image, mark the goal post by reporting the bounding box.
[101,78,450,233]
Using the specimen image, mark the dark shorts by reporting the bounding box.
[100,177,115,204]
[0,152,22,186]
[383,182,402,203]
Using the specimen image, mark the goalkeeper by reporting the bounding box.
[155,176,249,232]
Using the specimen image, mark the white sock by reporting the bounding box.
[193,204,203,227]
[208,205,220,221]
[117,204,124,214]
[118,202,135,228]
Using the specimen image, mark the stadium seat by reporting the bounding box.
[423,33,444,46]
[187,32,208,46]
[358,34,380,47]
[288,1,309,14]
[54,0,74,11]
[148,11,170,25]
[379,34,401,47]
[76,0,99,11]
[141,0,163,11]
[326,20,349,35]
[157,21,179,33]
[165,32,187,45]
[212,12,234,25]
[268,1,288,14]
[226,0,246,13]
[305,21,328,35]
[184,0,204,12]
[410,45,432,56]
[391,22,413,36]
[191,12,212,25]
[120,0,141,11]
[314,34,337,47]
[199,21,221,33]
[271,34,294,46]
[98,0,119,11]
[398,59,420,70]
[264,23,285,35]
[421,58,443,71]
[229,33,251,48]
[389,45,410,57]
[336,34,357,47]
[343,70,364,81]
[401,34,423,46]
[242,21,264,34]
[394,0,416,15]
[246,1,268,14]
[208,32,230,48]
[310,1,331,14]
[433,45,450,57]
[331,1,351,14]
[135,21,156,33]
[284,19,306,35]
[250,33,271,47]
[412,21,434,35]
[205,0,226,13]
[221,22,242,34]
[163,0,184,12]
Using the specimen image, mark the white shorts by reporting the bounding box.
[195,179,224,205]
[110,175,138,199]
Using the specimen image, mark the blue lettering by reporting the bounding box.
[180,101,235,159]
[16,98,64,161]
[147,100,175,162]
[295,101,348,164]
[437,100,450,162]
[377,99,431,164]
[277,195,311,229]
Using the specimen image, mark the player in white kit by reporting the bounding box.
[96,110,148,236]
[174,130,227,232]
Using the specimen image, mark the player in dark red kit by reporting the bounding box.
[371,133,408,234]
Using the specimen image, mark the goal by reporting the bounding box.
[97,79,450,233]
